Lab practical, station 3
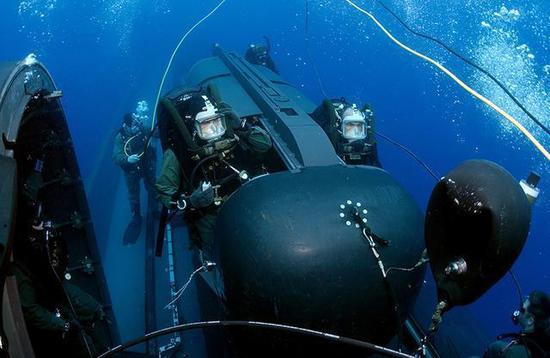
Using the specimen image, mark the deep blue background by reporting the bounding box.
[2,0,549,351]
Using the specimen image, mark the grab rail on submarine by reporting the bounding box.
[212,46,342,170]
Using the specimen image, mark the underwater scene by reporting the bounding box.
[0,0,549,357]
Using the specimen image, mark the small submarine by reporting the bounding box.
[0,49,539,357]
[153,46,538,357]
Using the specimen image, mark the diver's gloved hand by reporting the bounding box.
[62,319,81,339]
[235,122,252,140]
[189,182,214,209]
[127,154,140,164]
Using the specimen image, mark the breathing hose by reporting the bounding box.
[123,133,140,157]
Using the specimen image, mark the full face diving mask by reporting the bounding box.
[512,298,536,333]
[341,108,367,141]
[194,97,227,141]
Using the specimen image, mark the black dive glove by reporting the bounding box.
[188,182,215,209]
[235,128,251,140]
[62,319,81,340]
[234,120,252,140]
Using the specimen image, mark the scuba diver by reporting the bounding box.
[112,112,157,245]
[12,222,109,357]
[310,98,381,167]
[483,290,550,358]
[155,89,272,256]
[244,36,279,74]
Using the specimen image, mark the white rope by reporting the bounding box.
[151,0,228,135]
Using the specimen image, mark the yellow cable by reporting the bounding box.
[345,0,550,161]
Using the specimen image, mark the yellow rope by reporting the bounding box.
[344,0,550,161]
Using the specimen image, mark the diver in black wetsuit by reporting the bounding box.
[155,90,272,257]
[245,36,279,74]
[112,112,156,245]
[13,185,108,357]
[310,98,381,167]
[483,290,550,358]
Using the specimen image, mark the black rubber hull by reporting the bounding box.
[214,164,426,356]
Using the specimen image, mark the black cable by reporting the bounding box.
[509,270,524,306]
[305,1,441,184]
[97,320,416,358]
[375,131,440,181]
[384,277,405,351]
[375,0,550,137]
[305,0,329,98]
[133,117,160,165]
[359,226,404,351]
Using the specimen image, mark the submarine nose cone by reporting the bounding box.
[213,165,425,354]
[425,160,531,307]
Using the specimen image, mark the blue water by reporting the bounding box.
[2,0,549,355]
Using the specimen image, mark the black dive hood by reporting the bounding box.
[425,159,532,308]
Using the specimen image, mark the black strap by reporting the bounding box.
[155,207,169,257]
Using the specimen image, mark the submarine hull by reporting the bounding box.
[214,164,426,356]
[0,56,119,357]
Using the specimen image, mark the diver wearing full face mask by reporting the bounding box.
[155,90,272,256]
[244,36,279,74]
[483,290,550,358]
[310,98,381,167]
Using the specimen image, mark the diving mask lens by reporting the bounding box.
[342,120,366,141]
[341,109,367,141]
[195,114,226,141]
[512,309,521,324]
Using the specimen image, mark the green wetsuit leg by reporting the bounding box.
[123,170,141,214]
